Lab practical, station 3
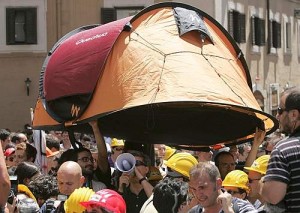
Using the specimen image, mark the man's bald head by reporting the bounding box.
[58,161,82,176]
[57,161,85,195]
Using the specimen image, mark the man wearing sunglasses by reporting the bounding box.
[244,155,269,210]
[262,87,300,212]
[118,150,153,213]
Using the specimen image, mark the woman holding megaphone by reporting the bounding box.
[116,150,154,213]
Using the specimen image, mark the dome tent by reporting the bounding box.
[32,2,278,147]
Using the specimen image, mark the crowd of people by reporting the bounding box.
[1,87,300,213]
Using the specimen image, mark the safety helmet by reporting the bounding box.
[64,187,94,213]
[80,189,126,213]
[222,170,250,193]
[165,152,198,179]
[164,146,176,160]
[18,184,37,202]
[244,155,270,175]
[111,138,125,147]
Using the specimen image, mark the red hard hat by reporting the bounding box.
[4,148,15,157]
[80,189,126,213]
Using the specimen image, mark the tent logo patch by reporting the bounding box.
[71,104,81,117]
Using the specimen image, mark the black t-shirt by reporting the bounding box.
[123,186,148,213]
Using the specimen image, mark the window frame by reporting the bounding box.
[249,6,265,53]
[283,14,292,55]
[228,10,246,44]
[6,7,37,45]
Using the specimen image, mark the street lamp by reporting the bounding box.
[25,77,32,96]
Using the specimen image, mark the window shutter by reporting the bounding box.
[255,17,265,46]
[233,11,240,43]
[228,11,234,38]
[101,8,116,24]
[259,19,266,46]
[25,8,37,44]
[6,8,16,45]
[239,13,246,43]
[273,22,281,48]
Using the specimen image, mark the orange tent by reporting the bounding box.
[33,2,278,146]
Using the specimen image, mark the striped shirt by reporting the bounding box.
[264,129,300,212]
[187,197,256,213]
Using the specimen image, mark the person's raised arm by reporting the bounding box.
[134,167,154,197]
[244,128,266,168]
[89,121,109,173]
[0,142,11,208]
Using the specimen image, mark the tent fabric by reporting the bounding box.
[33,2,278,146]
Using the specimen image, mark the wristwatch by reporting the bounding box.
[139,177,147,184]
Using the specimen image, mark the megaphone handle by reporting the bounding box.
[122,183,126,192]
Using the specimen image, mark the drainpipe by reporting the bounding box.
[267,0,271,53]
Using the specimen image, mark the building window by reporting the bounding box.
[272,21,281,48]
[6,7,37,45]
[251,16,265,46]
[101,7,143,24]
[228,10,246,43]
[268,20,281,54]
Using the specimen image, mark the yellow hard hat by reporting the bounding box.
[111,138,124,147]
[222,170,250,193]
[18,184,37,202]
[64,187,95,213]
[244,155,270,175]
[165,152,198,179]
[164,146,176,160]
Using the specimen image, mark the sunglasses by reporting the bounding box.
[78,157,96,163]
[114,147,124,151]
[135,160,146,167]
[277,107,288,115]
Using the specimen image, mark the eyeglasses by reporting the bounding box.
[249,178,261,183]
[78,157,96,163]
[114,147,124,152]
[277,107,288,115]
[135,160,146,167]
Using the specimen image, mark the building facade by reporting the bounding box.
[0,0,299,130]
